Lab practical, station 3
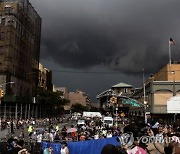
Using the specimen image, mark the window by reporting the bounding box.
[0,33,5,41]
[1,17,6,26]
[0,46,4,52]
[124,88,128,93]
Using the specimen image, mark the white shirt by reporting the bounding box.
[61,147,68,154]
[94,134,99,139]
[37,134,42,143]
[106,133,112,138]
[49,133,54,142]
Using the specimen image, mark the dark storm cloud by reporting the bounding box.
[32,0,180,74]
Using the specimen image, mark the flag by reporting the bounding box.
[169,38,176,45]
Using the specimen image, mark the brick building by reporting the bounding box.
[69,90,90,107]
[54,87,90,111]
[38,63,53,91]
[96,62,180,121]
[130,62,180,121]
[0,0,41,119]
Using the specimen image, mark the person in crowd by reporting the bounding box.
[60,141,69,154]
[37,132,43,143]
[49,131,54,142]
[3,116,180,154]
[18,148,30,154]
[54,131,61,141]
[94,132,99,139]
[7,136,26,154]
[19,130,24,140]
[79,132,86,141]
[43,147,53,154]
[11,120,14,134]
[56,124,59,132]
[43,130,50,141]
[106,130,112,138]
[27,125,33,140]
[101,144,119,154]
[147,127,180,154]
[61,126,67,139]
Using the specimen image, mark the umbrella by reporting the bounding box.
[67,128,77,133]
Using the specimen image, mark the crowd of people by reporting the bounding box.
[0,117,180,154]
[101,119,180,154]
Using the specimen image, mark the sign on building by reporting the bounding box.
[122,99,141,107]
[167,96,180,113]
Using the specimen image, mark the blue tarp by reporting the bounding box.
[42,137,120,154]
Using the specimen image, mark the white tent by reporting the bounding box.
[167,96,180,113]
[83,112,102,118]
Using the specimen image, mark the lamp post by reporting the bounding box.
[0,82,15,87]
[142,69,147,124]
[171,71,177,122]
[115,104,118,128]
[171,71,175,96]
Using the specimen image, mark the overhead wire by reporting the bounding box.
[50,69,180,75]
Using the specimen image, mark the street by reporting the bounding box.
[0,120,77,142]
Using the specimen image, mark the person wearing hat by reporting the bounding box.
[60,141,69,154]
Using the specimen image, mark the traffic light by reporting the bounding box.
[110,96,117,104]
[0,89,5,98]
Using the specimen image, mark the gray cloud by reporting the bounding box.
[29,0,180,100]
[31,0,180,75]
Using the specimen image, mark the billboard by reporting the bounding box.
[167,96,180,113]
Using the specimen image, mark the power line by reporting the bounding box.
[51,69,180,75]
[51,69,123,74]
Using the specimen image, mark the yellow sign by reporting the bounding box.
[110,96,117,104]
[120,112,125,117]
[0,89,5,98]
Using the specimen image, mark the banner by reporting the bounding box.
[42,136,120,154]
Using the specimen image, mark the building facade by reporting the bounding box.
[38,63,53,91]
[55,87,90,111]
[0,0,41,119]
[96,82,134,115]
[96,63,180,121]
[0,0,41,97]
[130,62,180,121]
[69,90,90,107]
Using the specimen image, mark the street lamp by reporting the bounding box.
[171,71,175,96]
[171,71,177,122]
[142,69,147,124]
[0,81,15,87]
[144,101,147,123]
[0,81,15,96]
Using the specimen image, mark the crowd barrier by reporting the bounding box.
[42,136,120,154]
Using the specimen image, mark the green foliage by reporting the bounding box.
[90,106,99,112]
[35,87,70,116]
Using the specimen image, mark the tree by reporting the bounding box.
[35,87,70,117]
[90,106,99,112]
[71,103,89,113]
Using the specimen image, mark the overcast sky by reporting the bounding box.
[31,0,180,102]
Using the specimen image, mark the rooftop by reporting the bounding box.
[112,82,133,88]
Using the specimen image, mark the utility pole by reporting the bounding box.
[143,69,147,124]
